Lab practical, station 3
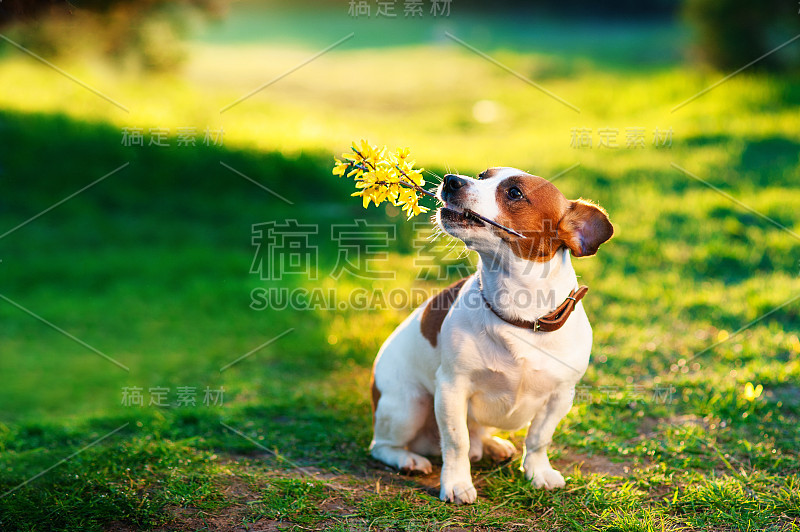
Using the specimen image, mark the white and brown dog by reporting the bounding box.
[369,167,613,504]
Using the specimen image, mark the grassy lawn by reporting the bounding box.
[0,7,799,531]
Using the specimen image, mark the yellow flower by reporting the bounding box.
[405,169,424,186]
[743,382,763,402]
[333,140,431,217]
[332,158,349,177]
[354,139,374,160]
[346,166,364,179]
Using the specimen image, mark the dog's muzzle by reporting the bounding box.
[441,174,469,203]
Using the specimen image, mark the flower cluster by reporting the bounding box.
[333,140,431,219]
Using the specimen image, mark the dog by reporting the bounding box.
[369,167,613,504]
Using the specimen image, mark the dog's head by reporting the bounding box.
[437,167,613,261]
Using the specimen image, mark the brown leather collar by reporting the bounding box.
[479,277,589,332]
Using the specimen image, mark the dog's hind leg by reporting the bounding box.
[482,434,517,462]
[467,423,486,462]
[465,425,517,462]
[407,400,440,457]
[370,390,434,474]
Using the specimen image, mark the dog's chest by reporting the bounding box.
[467,355,560,431]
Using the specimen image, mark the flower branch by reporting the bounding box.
[332,140,526,238]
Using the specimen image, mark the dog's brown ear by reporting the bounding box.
[558,199,613,257]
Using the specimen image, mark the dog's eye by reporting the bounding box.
[477,171,487,180]
[507,186,524,200]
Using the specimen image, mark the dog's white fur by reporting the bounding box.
[369,167,611,504]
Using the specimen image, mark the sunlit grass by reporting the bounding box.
[0,12,799,530]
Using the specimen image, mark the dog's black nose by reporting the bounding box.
[443,174,468,193]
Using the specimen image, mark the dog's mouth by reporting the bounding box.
[439,205,486,228]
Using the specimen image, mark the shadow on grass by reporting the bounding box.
[0,111,384,435]
[0,109,389,529]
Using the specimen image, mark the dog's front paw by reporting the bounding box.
[440,480,477,504]
[527,467,565,490]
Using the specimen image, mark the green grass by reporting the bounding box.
[1,7,799,531]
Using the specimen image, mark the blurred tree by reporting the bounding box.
[683,0,800,71]
[0,0,228,71]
